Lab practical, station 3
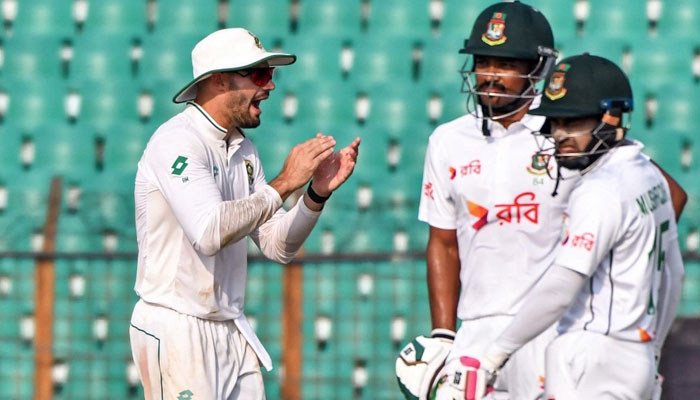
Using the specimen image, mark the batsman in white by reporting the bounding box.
[396,2,686,399]
[130,28,360,399]
[475,54,685,399]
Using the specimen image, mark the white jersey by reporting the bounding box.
[555,142,683,343]
[418,106,577,320]
[133,102,286,370]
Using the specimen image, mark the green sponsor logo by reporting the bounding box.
[171,156,189,175]
[177,390,194,400]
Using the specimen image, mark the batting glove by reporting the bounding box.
[395,328,455,400]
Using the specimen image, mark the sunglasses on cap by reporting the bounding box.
[234,67,275,86]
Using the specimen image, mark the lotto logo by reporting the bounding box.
[171,156,189,175]
[177,390,194,400]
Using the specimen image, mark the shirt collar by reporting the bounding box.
[184,101,245,146]
[478,95,545,138]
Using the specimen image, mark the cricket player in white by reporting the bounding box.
[397,3,567,399]
[396,3,686,400]
[476,55,685,399]
[130,28,360,399]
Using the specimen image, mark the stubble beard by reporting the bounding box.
[227,91,260,129]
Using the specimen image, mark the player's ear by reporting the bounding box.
[208,72,229,92]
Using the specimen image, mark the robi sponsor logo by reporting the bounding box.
[423,182,435,200]
[467,201,488,230]
[494,192,540,226]
[565,232,596,251]
[467,192,541,230]
[448,160,482,180]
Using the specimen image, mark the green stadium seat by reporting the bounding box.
[297,1,362,36]
[585,0,647,40]
[555,36,621,62]
[83,0,146,35]
[629,42,693,91]
[150,83,187,123]
[0,172,50,250]
[0,351,33,399]
[2,35,61,81]
[35,123,95,176]
[359,84,427,138]
[421,37,464,86]
[228,0,290,37]
[658,0,700,40]
[72,35,133,82]
[435,81,469,125]
[352,38,414,85]
[369,0,431,38]
[283,35,342,83]
[76,171,136,247]
[530,0,577,40]
[291,83,355,130]
[103,122,150,174]
[153,0,218,34]
[653,85,694,135]
[83,83,143,128]
[441,0,483,37]
[1,1,700,397]
[0,123,24,175]
[140,34,201,84]
[10,0,73,37]
[3,80,66,130]
[680,278,700,315]
[56,216,95,253]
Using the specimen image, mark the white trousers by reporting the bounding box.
[545,331,655,399]
[440,316,556,400]
[129,299,266,400]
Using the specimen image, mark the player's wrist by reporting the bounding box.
[307,181,331,203]
[269,176,296,201]
[481,342,510,373]
[430,328,456,340]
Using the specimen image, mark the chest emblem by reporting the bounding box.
[244,159,254,185]
[526,153,553,176]
[213,165,219,178]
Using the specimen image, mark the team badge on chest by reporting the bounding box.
[482,12,507,46]
[526,153,552,176]
[244,159,254,185]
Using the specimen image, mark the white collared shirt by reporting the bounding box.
[418,102,579,320]
[134,102,288,370]
[555,142,683,343]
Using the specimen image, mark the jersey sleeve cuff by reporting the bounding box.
[297,194,323,218]
[418,214,457,230]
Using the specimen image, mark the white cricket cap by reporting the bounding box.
[173,28,296,103]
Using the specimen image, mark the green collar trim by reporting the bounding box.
[187,101,227,134]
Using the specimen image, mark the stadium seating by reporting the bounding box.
[1,1,699,398]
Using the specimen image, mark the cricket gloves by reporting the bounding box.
[416,343,509,400]
[395,328,455,400]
